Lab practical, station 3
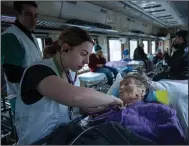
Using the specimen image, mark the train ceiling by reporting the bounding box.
[89,1,188,28]
[130,0,188,27]
[1,1,188,37]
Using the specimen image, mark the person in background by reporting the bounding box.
[153,30,188,81]
[1,1,41,113]
[44,37,53,48]
[88,44,118,85]
[170,39,179,56]
[147,53,153,61]
[134,43,148,61]
[154,49,163,64]
[134,43,151,72]
[15,27,123,144]
[156,49,163,59]
[43,37,54,59]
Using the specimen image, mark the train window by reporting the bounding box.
[37,38,43,52]
[129,40,138,59]
[108,39,122,61]
[93,38,99,45]
[151,41,156,54]
[142,40,148,54]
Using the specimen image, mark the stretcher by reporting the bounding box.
[127,60,144,66]
[127,61,145,69]
[78,72,106,82]
[116,66,129,78]
[116,66,128,73]
[78,72,109,93]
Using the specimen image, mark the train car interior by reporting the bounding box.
[1,1,188,145]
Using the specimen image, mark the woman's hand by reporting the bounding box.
[81,97,123,114]
[99,53,104,58]
[108,96,124,108]
[81,96,123,113]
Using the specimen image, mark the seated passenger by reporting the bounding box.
[153,30,188,81]
[154,49,163,64]
[134,43,148,61]
[44,37,53,48]
[88,44,118,85]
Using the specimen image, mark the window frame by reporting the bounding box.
[108,38,122,62]
[142,40,149,54]
[129,39,138,59]
[151,40,156,55]
[36,37,44,52]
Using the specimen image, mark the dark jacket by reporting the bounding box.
[71,122,155,145]
[165,42,188,79]
[32,121,155,145]
[134,46,148,61]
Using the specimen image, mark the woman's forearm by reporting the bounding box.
[72,86,119,108]
[38,75,121,109]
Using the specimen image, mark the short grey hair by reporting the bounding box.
[122,73,150,89]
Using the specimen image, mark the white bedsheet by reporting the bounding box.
[78,72,106,82]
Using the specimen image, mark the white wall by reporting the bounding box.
[98,35,109,61]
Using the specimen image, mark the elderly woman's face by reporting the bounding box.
[119,78,147,104]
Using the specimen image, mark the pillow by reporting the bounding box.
[107,73,123,97]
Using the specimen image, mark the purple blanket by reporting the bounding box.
[93,102,187,144]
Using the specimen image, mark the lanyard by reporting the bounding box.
[53,57,77,85]
[53,57,63,78]
[53,57,78,119]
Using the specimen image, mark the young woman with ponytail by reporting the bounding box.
[15,26,123,144]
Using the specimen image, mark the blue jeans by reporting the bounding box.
[95,66,118,85]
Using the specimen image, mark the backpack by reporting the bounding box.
[32,120,155,145]
[70,122,155,145]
